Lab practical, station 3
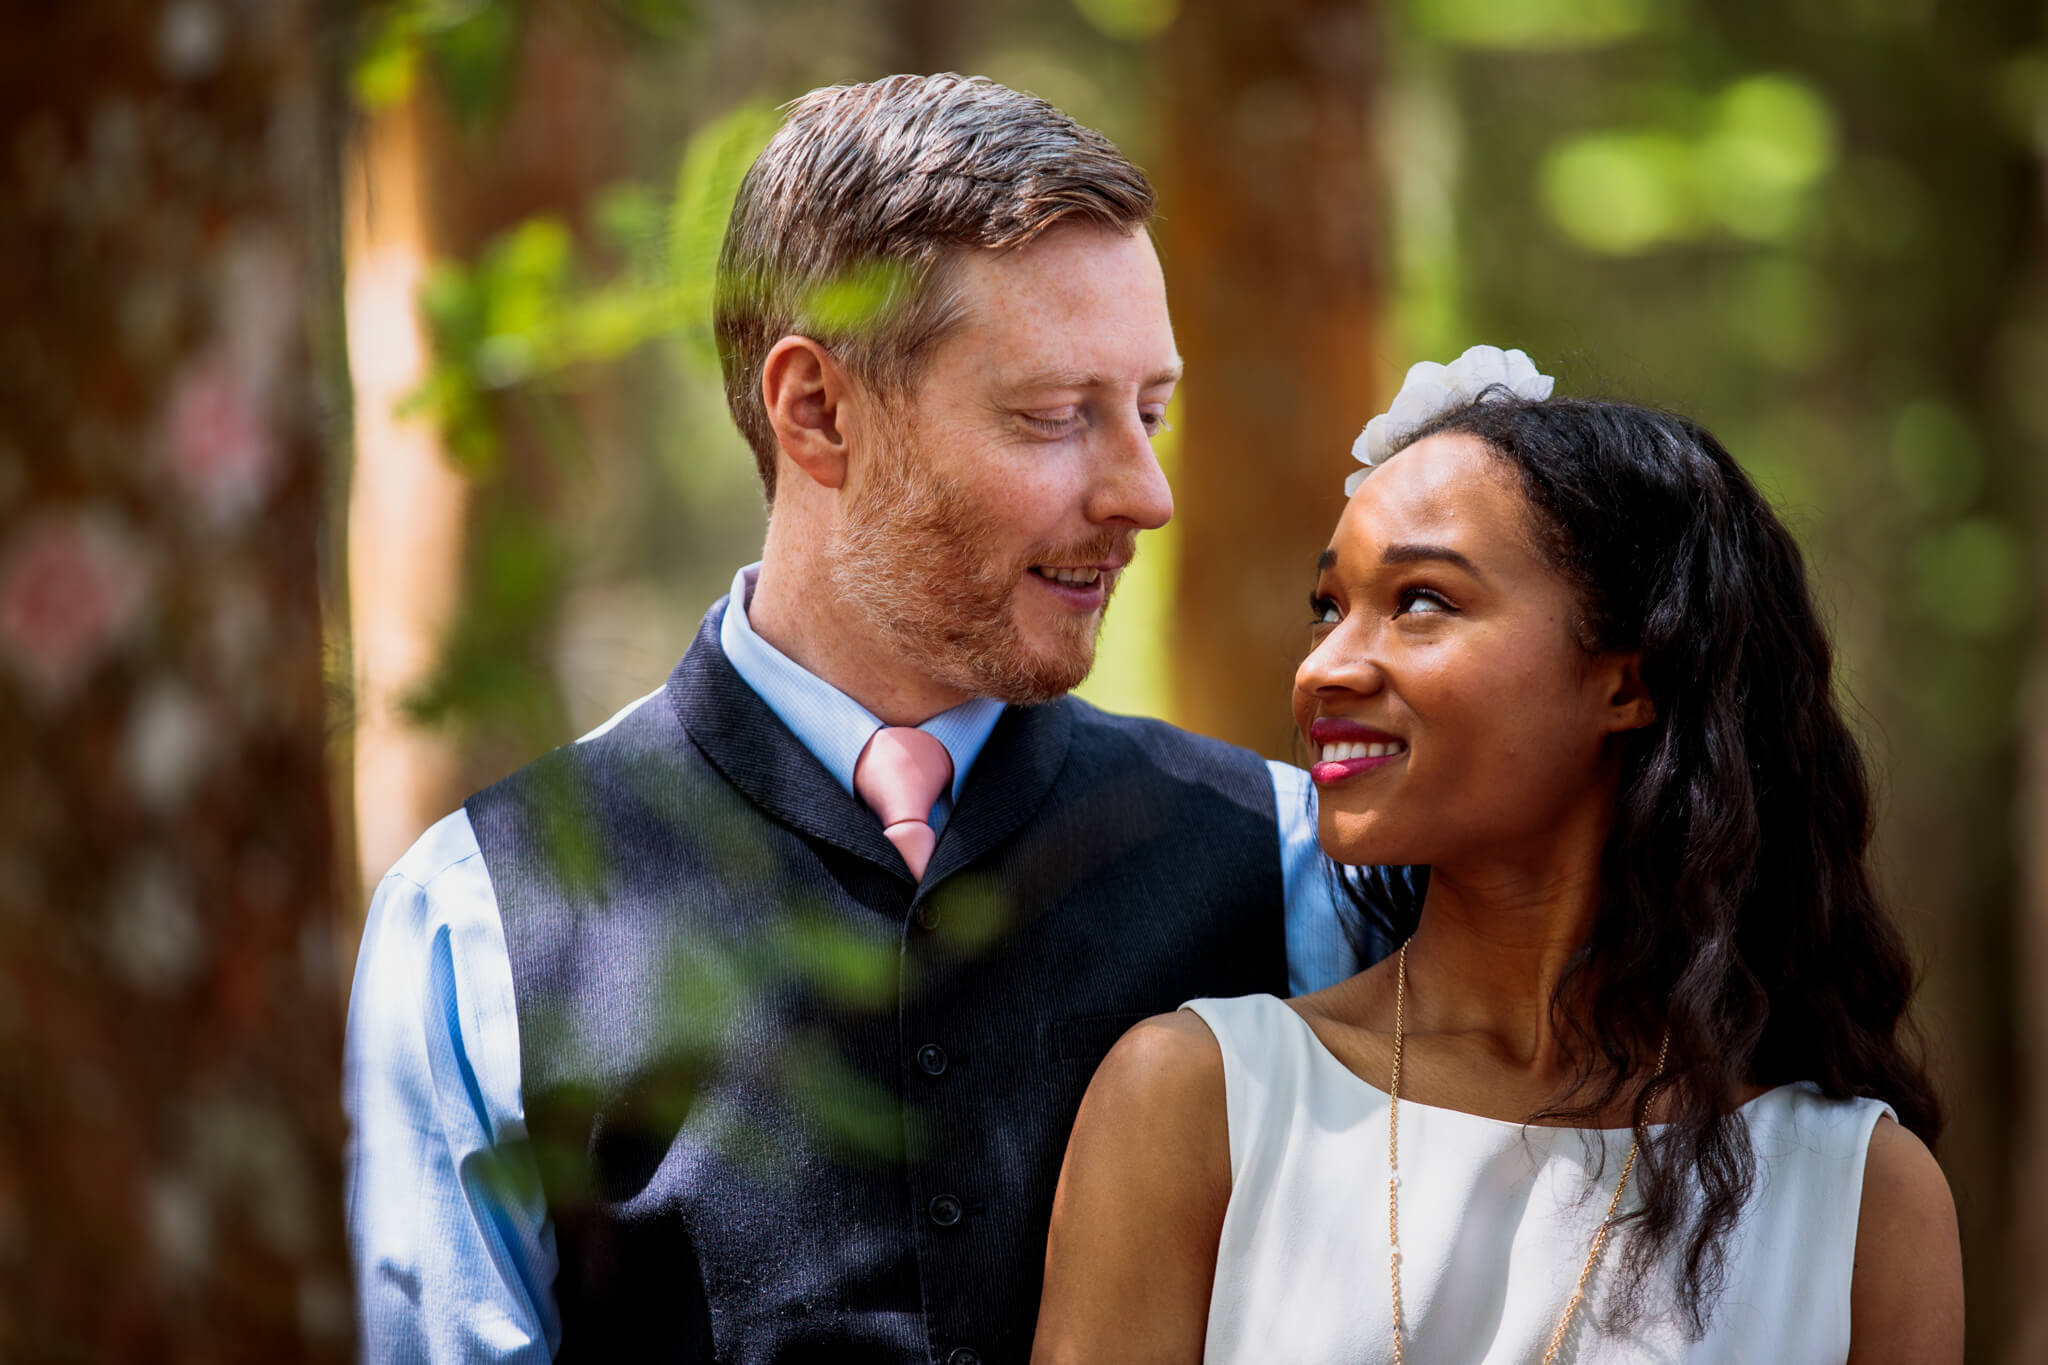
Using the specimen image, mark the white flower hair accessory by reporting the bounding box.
[1345,345,1556,496]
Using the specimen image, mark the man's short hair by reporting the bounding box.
[714,73,1156,499]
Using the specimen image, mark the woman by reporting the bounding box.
[1032,351,1962,1363]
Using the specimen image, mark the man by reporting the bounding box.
[346,74,1372,1363]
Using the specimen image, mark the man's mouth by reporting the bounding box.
[1029,565,1104,587]
[1025,563,1122,611]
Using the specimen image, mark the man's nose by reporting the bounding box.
[1087,412,1174,530]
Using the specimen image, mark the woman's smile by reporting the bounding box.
[1308,716,1408,784]
[1292,432,1648,871]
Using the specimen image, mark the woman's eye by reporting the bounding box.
[1308,595,1341,626]
[1394,587,1453,617]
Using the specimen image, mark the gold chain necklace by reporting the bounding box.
[1387,941,1670,1365]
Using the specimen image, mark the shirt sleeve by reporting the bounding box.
[1269,760,1368,995]
[344,809,561,1362]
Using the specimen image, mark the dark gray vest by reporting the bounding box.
[466,601,1287,1364]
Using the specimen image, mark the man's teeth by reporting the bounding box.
[1319,741,1406,762]
[1038,566,1102,586]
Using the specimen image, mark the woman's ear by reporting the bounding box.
[762,335,852,491]
[1602,653,1657,733]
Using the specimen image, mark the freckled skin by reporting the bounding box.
[886,226,1180,664]
[750,222,1181,724]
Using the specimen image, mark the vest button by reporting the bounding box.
[916,1044,948,1076]
[927,1194,964,1227]
[915,902,942,931]
[947,1350,982,1365]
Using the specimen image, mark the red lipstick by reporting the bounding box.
[1306,716,1408,785]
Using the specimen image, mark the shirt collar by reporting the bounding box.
[718,563,1006,804]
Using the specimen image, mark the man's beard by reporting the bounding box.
[825,433,1134,706]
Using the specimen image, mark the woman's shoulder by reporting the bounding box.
[1847,1117,1962,1364]
[1857,1114,1951,1216]
[1854,1116,1956,1272]
[1097,993,1355,1145]
[1061,1012,1236,1219]
[1087,1009,1231,1120]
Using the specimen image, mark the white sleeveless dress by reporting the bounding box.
[1183,994,1892,1365]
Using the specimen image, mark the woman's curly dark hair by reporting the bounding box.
[1336,395,1941,1336]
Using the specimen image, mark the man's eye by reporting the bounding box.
[1308,595,1341,626]
[1022,409,1082,436]
[1141,409,1172,437]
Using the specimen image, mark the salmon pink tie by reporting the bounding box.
[853,727,954,881]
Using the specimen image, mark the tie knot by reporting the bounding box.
[854,726,954,828]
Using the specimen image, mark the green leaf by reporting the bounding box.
[352,7,421,110]
[594,181,665,273]
[802,261,914,335]
[421,0,528,127]
[669,103,781,300]
[1697,76,1836,241]
[1072,0,1180,42]
[1407,0,1658,51]
[1539,131,1697,255]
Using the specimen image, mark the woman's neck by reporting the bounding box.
[1398,801,1616,1080]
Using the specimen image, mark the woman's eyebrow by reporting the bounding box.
[1381,542,1485,580]
[1316,543,1485,578]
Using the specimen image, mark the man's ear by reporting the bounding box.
[762,335,853,491]
[1601,652,1657,734]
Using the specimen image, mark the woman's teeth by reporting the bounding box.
[1319,740,1405,762]
[1036,566,1102,586]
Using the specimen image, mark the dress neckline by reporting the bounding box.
[1275,994,1797,1135]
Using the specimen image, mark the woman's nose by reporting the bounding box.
[1295,624,1386,699]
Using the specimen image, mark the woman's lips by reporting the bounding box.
[1307,717,1407,785]
[1309,748,1405,785]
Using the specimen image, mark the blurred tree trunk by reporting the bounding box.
[345,85,470,920]
[344,4,623,910]
[0,2,350,1358]
[1160,0,1384,758]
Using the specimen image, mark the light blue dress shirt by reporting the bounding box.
[343,564,1359,1363]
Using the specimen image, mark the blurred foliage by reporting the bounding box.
[401,501,570,734]
[1408,0,1662,50]
[354,0,699,119]
[404,102,778,474]
[1538,74,1837,254]
[1071,0,1180,42]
